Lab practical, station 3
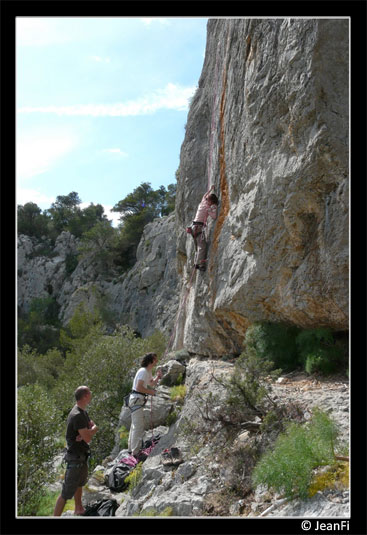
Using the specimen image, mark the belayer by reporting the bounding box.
[127,353,162,458]
[186,185,218,271]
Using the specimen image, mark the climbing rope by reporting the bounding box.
[207,40,221,192]
[157,23,233,365]
[150,395,154,439]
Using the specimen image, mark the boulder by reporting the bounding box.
[158,359,186,386]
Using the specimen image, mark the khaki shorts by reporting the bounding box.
[61,463,88,500]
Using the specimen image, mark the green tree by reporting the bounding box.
[18,345,65,390]
[59,303,103,356]
[54,322,166,462]
[77,220,116,274]
[18,297,62,353]
[162,183,177,215]
[112,182,159,219]
[46,191,82,235]
[17,345,39,386]
[17,384,63,515]
[111,181,176,270]
[69,203,108,237]
[17,203,50,238]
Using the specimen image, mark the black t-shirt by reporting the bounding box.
[65,405,91,461]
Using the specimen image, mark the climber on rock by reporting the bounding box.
[187,185,218,271]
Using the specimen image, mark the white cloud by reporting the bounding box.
[17,128,79,180]
[17,83,196,117]
[101,148,128,158]
[102,205,121,227]
[16,188,55,208]
[80,202,120,227]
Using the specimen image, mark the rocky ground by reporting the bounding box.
[53,358,349,518]
[247,371,349,517]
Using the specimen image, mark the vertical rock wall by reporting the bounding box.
[174,18,349,356]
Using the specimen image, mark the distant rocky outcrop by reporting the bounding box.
[17,213,179,338]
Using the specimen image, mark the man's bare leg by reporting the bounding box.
[74,487,85,515]
[53,495,66,516]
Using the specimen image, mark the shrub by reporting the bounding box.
[118,425,129,449]
[165,409,179,427]
[18,346,65,390]
[170,385,186,403]
[244,323,348,376]
[65,253,79,275]
[17,345,38,386]
[125,462,143,491]
[296,328,347,375]
[224,349,281,419]
[244,323,300,372]
[252,408,340,499]
[34,489,75,516]
[17,384,63,515]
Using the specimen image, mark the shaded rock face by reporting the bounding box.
[174,18,349,356]
[17,232,80,314]
[104,213,178,337]
[17,214,179,338]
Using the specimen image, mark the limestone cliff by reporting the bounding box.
[17,18,349,358]
[174,18,349,356]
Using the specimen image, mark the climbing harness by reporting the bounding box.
[125,391,148,413]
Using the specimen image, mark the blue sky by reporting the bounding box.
[16,17,208,226]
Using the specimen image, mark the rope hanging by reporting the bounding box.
[159,23,232,362]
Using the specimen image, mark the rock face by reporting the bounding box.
[17,213,179,338]
[174,18,349,355]
[17,19,348,356]
[104,213,178,337]
[17,232,80,314]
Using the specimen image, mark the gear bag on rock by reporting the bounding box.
[105,463,133,492]
[83,498,119,516]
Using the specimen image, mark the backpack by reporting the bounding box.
[83,498,119,516]
[105,463,132,492]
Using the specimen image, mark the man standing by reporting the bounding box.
[128,353,162,458]
[54,386,98,516]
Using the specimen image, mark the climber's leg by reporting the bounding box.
[196,232,207,270]
[129,407,145,456]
